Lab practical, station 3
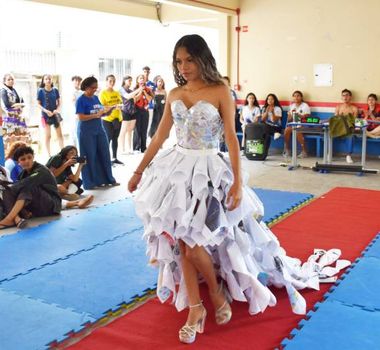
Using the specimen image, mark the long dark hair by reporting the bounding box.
[172,34,224,86]
[134,74,148,91]
[263,93,282,112]
[244,92,259,107]
[154,75,165,90]
[121,75,132,88]
[39,74,54,88]
[59,145,78,160]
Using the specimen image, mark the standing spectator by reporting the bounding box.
[261,93,283,150]
[133,74,153,153]
[142,66,156,92]
[119,75,140,154]
[76,76,119,190]
[149,76,166,138]
[334,89,358,163]
[0,74,30,148]
[142,66,156,135]
[37,74,64,156]
[364,93,380,138]
[239,92,261,148]
[4,141,26,182]
[99,75,124,165]
[70,76,83,147]
[46,145,86,200]
[283,91,311,158]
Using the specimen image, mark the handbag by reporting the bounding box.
[43,88,63,124]
[122,97,136,116]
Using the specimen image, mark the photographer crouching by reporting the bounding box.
[46,145,86,200]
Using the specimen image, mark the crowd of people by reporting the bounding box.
[238,89,380,163]
[0,66,168,229]
[1,65,380,227]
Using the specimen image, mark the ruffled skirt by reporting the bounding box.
[134,145,349,315]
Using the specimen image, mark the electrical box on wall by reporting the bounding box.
[314,64,333,86]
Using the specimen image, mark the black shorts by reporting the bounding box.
[122,111,136,121]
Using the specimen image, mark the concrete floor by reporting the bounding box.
[1,147,379,236]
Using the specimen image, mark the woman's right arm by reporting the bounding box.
[37,99,53,117]
[128,91,175,192]
[50,159,76,177]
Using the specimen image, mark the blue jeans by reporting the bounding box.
[344,135,354,155]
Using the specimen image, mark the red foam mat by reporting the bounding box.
[70,187,380,350]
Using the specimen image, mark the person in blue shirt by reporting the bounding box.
[76,76,119,190]
[36,74,64,156]
[4,141,26,182]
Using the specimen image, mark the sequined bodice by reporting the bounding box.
[171,100,223,150]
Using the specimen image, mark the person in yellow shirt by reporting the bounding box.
[99,75,124,165]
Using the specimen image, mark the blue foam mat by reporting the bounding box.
[254,188,312,223]
[324,256,380,311]
[362,234,380,258]
[0,199,143,282]
[0,230,158,319]
[0,188,313,349]
[282,300,380,349]
[0,288,95,350]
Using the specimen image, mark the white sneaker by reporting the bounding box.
[274,132,281,140]
[346,155,354,164]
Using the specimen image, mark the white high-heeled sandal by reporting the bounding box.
[179,302,207,344]
[213,283,232,325]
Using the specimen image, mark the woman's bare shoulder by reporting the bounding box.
[167,86,182,103]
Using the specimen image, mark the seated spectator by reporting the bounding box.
[0,146,93,229]
[4,141,27,182]
[364,93,380,138]
[239,92,261,148]
[283,91,311,158]
[334,89,358,164]
[261,93,283,149]
[46,145,85,200]
[0,165,21,224]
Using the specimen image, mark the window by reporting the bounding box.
[98,57,132,83]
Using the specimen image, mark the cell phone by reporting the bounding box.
[74,156,86,164]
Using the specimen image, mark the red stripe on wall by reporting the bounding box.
[237,99,367,109]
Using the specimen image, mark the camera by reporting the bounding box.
[74,156,86,164]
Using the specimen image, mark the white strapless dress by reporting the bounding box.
[134,100,349,315]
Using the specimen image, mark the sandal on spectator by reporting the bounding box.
[16,218,27,229]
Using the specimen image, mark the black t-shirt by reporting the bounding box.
[46,155,73,184]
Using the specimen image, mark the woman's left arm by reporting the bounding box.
[219,85,242,210]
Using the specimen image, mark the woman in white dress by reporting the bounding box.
[128,34,345,344]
